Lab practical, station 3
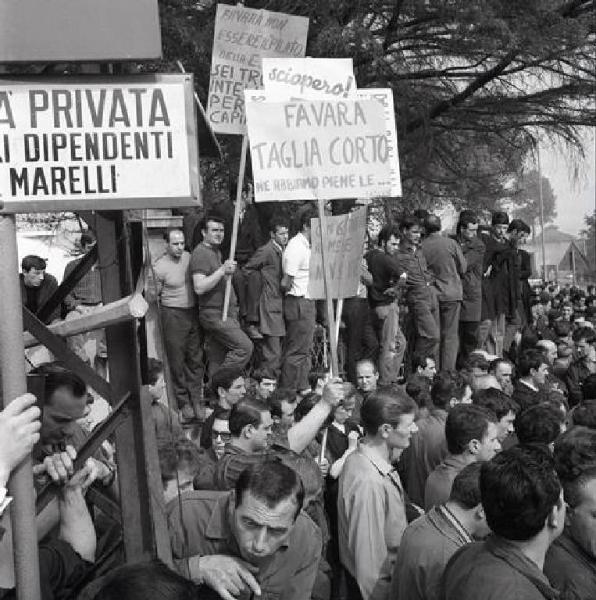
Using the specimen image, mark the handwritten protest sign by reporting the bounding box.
[244,95,401,201]
[308,207,367,299]
[0,74,199,213]
[207,4,308,135]
[262,58,355,99]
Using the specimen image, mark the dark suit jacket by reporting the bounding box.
[244,240,285,336]
[20,273,60,324]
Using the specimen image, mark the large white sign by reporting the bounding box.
[0,74,200,213]
[207,4,309,135]
[245,96,401,201]
[262,57,355,99]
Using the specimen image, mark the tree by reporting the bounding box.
[508,169,557,236]
[153,0,595,212]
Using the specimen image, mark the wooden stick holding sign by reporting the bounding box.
[317,198,339,376]
[222,134,249,321]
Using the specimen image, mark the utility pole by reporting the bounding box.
[537,144,547,283]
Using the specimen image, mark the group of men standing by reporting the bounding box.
[366,210,532,386]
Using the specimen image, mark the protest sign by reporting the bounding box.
[308,207,367,299]
[207,4,309,135]
[0,74,200,213]
[262,57,355,99]
[244,96,401,201]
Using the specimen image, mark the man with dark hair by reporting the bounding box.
[443,446,564,600]
[454,210,485,364]
[191,214,253,380]
[404,371,472,507]
[199,368,246,451]
[253,369,277,401]
[167,461,322,600]
[503,219,532,352]
[545,427,596,597]
[365,223,407,386]
[242,216,289,376]
[566,326,596,406]
[421,214,467,370]
[280,209,317,392]
[570,399,596,429]
[424,404,500,509]
[515,403,566,448]
[268,388,297,432]
[395,216,440,361]
[193,406,231,490]
[478,211,513,357]
[20,254,60,324]
[338,389,418,600]
[473,387,518,443]
[154,228,203,421]
[31,363,115,489]
[143,358,184,443]
[411,352,437,381]
[512,349,550,412]
[391,463,490,600]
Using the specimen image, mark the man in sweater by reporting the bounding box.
[154,228,203,421]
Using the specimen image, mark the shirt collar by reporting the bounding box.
[359,443,394,477]
[271,240,283,254]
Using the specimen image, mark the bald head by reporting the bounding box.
[536,340,557,365]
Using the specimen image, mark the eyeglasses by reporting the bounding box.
[213,430,232,443]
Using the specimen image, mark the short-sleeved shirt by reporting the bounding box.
[283,232,311,298]
[190,243,236,310]
[153,251,195,308]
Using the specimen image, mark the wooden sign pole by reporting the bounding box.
[0,215,41,600]
[222,134,249,321]
[317,198,339,376]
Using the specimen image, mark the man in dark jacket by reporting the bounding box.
[566,326,596,407]
[421,215,467,371]
[545,427,596,599]
[478,212,514,357]
[243,217,289,377]
[442,446,564,600]
[453,211,485,365]
[20,255,60,324]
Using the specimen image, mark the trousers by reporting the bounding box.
[374,302,406,385]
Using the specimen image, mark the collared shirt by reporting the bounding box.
[391,504,472,600]
[153,251,196,308]
[421,232,466,302]
[443,536,560,600]
[338,443,407,600]
[394,242,434,303]
[283,232,311,298]
[544,530,596,599]
[424,453,470,510]
[63,256,102,310]
[166,490,322,600]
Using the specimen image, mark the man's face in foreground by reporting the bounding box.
[232,492,297,565]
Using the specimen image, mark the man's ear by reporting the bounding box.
[474,504,485,522]
[468,439,480,455]
[449,398,457,408]
[546,495,565,530]
[379,423,390,440]
[242,424,254,439]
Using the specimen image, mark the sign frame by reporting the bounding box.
[0,73,200,214]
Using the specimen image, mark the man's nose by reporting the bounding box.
[253,528,268,553]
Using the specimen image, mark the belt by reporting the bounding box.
[81,301,101,306]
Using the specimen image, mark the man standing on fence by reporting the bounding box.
[281,210,316,393]
[421,214,466,371]
[191,214,253,380]
[153,228,204,422]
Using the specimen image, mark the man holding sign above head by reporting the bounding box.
[281,209,317,393]
[191,214,253,380]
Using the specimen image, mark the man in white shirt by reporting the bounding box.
[281,210,316,392]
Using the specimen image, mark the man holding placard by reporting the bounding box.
[191,214,253,379]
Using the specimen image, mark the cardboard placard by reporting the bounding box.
[245,96,401,201]
[308,207,367,299]
[206,3,309,135]
[0,74,200,213]
[261,57,355,99]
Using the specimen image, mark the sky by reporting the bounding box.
[540,131,595,237]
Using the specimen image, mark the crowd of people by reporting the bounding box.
[5,204,596,599]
